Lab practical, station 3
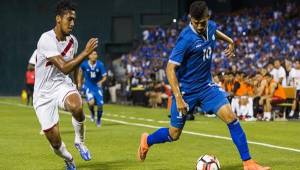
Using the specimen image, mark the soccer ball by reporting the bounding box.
[196,154,220,170]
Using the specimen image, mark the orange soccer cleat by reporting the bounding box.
[137,133,149,161]
[243,159,271,170]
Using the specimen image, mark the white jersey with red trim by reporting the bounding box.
[33,29,78,98]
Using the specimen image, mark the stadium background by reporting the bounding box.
[0,0,287,95]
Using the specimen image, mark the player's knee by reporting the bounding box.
[88,99,95,106]
[169,128,182,141]
[97,105,103,112]
[51,141,62,150]
[69,103,83,114]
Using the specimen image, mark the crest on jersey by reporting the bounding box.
[96,69,99,72]
[212,34,215,40]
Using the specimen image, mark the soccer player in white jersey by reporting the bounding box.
[33,0,98,169]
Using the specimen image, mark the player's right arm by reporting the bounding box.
[166,62,188,115]
[48,38,98,75]
[167,35,190,115]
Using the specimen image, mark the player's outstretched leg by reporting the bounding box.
[138,127,179,161]
[65,93,92,161]
[96,105,103,127]
[217,104,270,170]
[44,124,76,170]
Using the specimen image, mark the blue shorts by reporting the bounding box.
[170,84,229,129]
[85,86,104,106]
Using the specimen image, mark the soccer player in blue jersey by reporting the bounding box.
[137,1,270,170]
[78,51,107,127]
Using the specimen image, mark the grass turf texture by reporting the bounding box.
[0,97,299,170]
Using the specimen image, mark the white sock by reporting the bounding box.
[289,110,294,116]
[263,112,271,120]
[52,142,73,161]
[72,117,85,144]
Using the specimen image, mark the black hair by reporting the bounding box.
[56,0,76,16]
[189,1,208,19]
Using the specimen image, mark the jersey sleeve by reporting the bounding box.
[99,62,107,76]
[37,34,60,59]
[29,49,37,65]
[168,36,189,65]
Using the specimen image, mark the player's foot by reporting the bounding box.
[96,120,101,127]
[90,117,95,122]
[74,143,91,161]
[64,159,76,170]
[243,159,271,170]
[137,133,149,161]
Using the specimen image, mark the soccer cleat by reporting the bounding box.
[243,160,271,170]
[74,143,91,161]
[137,133,149,161]
[64,159,76,170]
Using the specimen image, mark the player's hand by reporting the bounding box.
[175,96,189,116]
[84,38,98,56]
[224,43,235,58]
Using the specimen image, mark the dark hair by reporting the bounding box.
[56,0,76,16]
[189,1,208,19]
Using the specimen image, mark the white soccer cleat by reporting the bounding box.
[74,143,91,161]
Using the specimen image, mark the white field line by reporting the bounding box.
[1,101,300,153]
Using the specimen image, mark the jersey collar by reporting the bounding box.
[189,22,208,41]
[88,60,97,69]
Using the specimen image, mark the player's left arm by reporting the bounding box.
[98,76,107,87]
[97,63,107,87]
[215,30,235,58]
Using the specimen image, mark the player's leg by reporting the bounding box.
[85,88,96,121]
[34,99,75,169]
[202,86,270,170]
[44,124,76,169]
[138,95,196,161]
[94,88,104,127]
[64,92,91,161]
[96,105,103,127]
[217,104,270,170]
[87,99,95,122]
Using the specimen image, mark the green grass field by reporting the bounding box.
[0,97,299,170]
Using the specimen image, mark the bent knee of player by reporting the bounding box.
[169,127,182,141]
[88,99,95,106]
[217,104,237,123]
[51,141,62,150]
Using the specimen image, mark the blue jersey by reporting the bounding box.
[169,20,217,94]
[80,60,107,90]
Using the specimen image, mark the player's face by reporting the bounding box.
[58,10,76,35]
[191,16,209,35]
[88,51,98,62]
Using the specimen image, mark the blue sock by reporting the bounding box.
[227,119,251,161]
[89,105,95,119]
[97,110,102,124]
[147,128,173,146]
